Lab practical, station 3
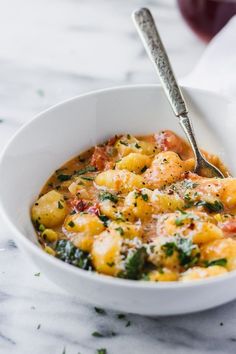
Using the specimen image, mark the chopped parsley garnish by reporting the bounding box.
[141,165,148,173]
[175,211,198,226]
[162,242,176,257]
[92,331,104,338]
[99,191,118,204]
[68,220,75,228]
[117,314,126,319]
[81,176,94,181]
[205,258,227,267]
[55,240,93,270]
[77,165,97,175]
[57,174,71,182]
[98,215,109,227]
[120,140,128,146]
[58,201,64,209]
[162,237,200,268]
[115,227,124,235]
[94,307,106,315]
[34,272,40,277]
[97,349,107,354]
[183,197,195,209]
[183,180,198,189]
[196,200,224,213]
[184,193,191,201]
[141,193,148,202]
[135,143,141,149]
[38,224,45,232]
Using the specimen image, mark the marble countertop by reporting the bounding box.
[1,1,235,353]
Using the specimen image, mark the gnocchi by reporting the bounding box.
[91,230,122,276]
[95,169,144,192]
[32,131,235,282]
[32,190,67,227]
[64,213,105,252]
[116,153,151,173]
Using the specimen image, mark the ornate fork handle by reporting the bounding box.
[132,7,188,117]
[132,7,224,178]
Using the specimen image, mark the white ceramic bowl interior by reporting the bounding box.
[0,85,235,316]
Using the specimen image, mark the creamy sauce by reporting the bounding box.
[31,131,236,282]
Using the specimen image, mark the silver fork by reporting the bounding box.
[132,7,224,178]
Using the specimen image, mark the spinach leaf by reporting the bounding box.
[123,247,148,280]
[205,258,227,267]
[99,191,118,204]
[81,176,94,181]
[177,238,200,267]
[98,215,109,227]
[55,240,92,270]
[196,200,224,213]
[76,165,97,175]
[57,174,72,182]
[162,242,176,257]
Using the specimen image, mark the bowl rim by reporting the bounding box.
[0,83,234,290]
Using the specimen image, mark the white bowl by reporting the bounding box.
[0,85,235,316]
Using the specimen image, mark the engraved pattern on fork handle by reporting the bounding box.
[132,7,188,117]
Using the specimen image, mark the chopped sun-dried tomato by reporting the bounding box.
[87,203,100,216]
[156,130,192,160]
[107,135,119,146]
[220,220,236,236]
[91,146,109,171]
[67,197,88,213]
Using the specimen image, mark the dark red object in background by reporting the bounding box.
[177,0,236,42]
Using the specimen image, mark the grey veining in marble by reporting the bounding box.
[2,0,235,354]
